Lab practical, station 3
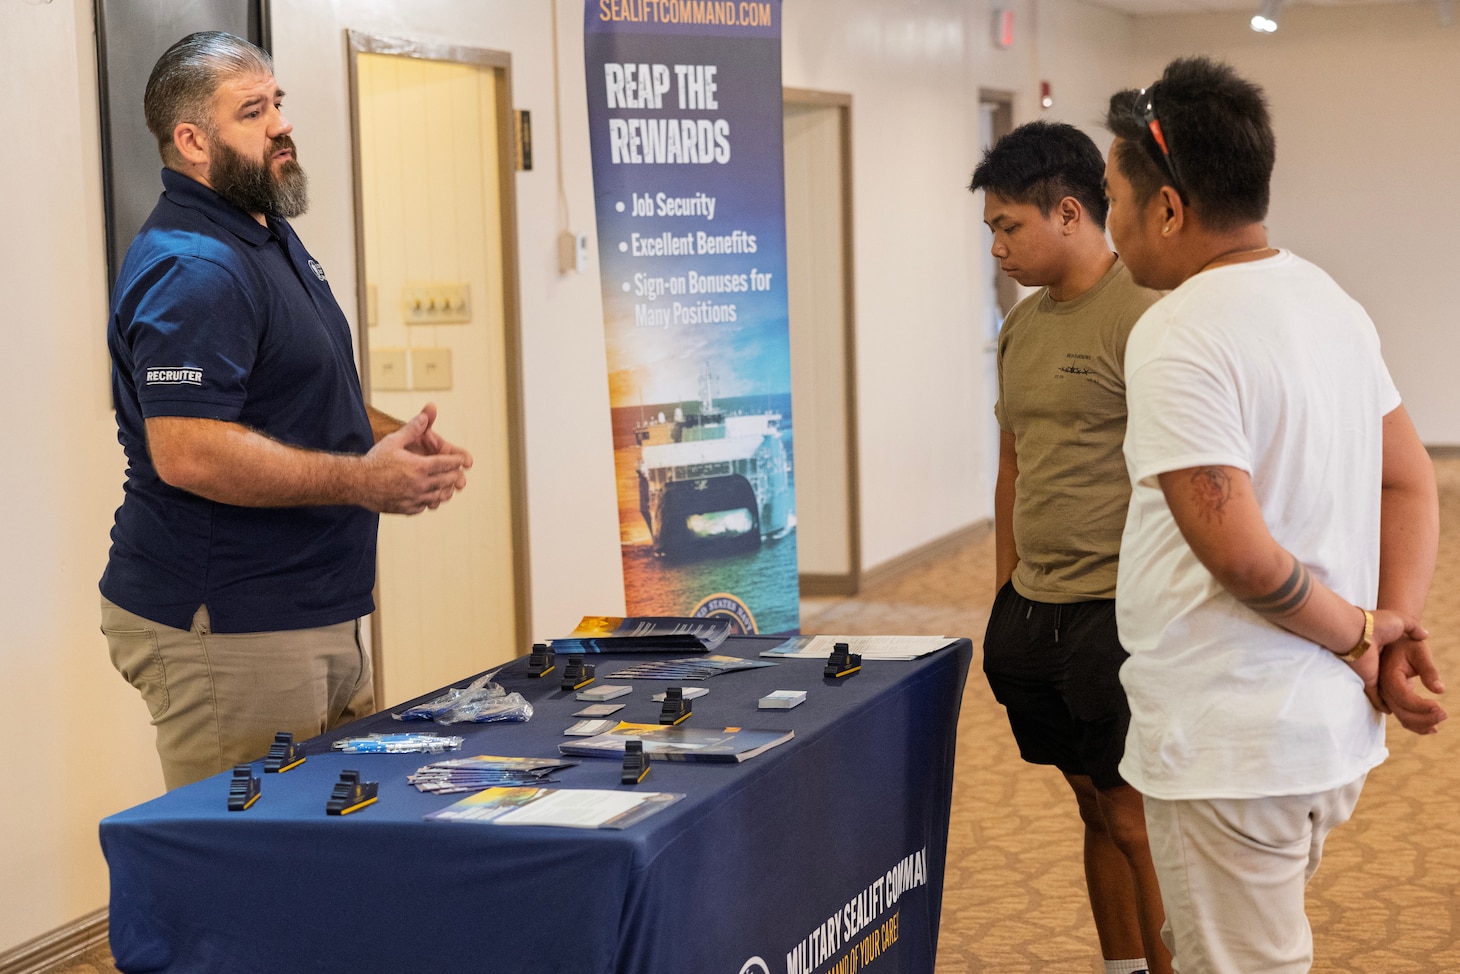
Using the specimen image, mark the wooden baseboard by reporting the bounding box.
[1426,444,1460,459]
[858,519,992,591]
[799,572,859,597]
[0,909,107,974]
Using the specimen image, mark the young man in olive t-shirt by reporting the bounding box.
[970,121,1167,974]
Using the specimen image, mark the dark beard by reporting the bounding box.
[209,134,309,219]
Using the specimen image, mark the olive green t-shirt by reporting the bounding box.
[994,258,1161,602]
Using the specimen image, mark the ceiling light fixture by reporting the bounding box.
[1251,0,1282,32]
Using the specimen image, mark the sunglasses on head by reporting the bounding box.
[1133,86,1188,202]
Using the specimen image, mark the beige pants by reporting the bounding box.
[101,597,375,790]
[1144,775,1366,974]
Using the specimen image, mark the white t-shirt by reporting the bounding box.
[1116,250,1400,800]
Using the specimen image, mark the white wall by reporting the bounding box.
[1129,3,1460,444]
[0,0,166,952]
[1033,0,1138,153]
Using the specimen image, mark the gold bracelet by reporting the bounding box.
[1339,608,1374,663]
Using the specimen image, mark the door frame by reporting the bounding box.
[977,89,1017,321]
[783,87,862,597]
[345,30,532,704]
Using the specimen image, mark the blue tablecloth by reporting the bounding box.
[101,635,971,973]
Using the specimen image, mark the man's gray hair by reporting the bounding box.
[144,31,273,167]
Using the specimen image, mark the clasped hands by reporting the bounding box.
[1354,610,1447,735]
[366,403,473,515]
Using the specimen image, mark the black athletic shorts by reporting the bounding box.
[981,580,1132,790]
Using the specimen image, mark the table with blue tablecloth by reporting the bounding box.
[101,635,971,974]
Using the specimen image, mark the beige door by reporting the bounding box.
[784,92,860,596]
[978,91,1015,502]
[352,40,528,704]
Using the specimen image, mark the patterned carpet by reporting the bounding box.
[46,460,1460,974]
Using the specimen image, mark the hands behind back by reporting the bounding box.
[1377,634,1448,735]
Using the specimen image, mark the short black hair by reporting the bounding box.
[968,121,1109,229]
[1105,56,1275,231]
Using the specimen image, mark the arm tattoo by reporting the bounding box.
[1188,467,1232,525]
[1243,556,1313,617]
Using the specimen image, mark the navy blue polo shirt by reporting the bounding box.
[101,169,377,633]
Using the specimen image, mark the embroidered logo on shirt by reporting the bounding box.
[145,367,203,386]
[308,259,327,281]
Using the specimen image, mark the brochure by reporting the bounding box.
[558,722,795,763]
[548,615,732,653]
[424,786,683,829]
[760,634,957,661]
[607,655,777,681]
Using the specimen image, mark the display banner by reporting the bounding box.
[584,0,798,635]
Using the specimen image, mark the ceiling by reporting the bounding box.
[1090,0,1430,15]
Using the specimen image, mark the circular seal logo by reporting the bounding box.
[738,958,772,974]
[692,593,757,634]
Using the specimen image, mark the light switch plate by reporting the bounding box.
[411,347,452,391]
[369,348,408,391]
[402,283,470,325]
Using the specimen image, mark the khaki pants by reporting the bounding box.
[102,597,375,790]
[1144,775,1366,974]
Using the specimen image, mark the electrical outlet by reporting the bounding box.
[402,284,471,325]
[411,347,453,391]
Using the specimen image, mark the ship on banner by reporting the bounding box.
[635,365,793,556]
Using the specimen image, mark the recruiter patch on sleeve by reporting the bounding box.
[145,367,204,386]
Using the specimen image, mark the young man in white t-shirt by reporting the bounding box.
[1102,56,1446,973]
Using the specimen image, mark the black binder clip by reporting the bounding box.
[621,739,650,785]
[526,642,556,678]
[824,642,862,679]
[263,731,306,773]
[227,764,261,811]
[658,686,692,725]
[325,770,378,816]
[560,653,596,691]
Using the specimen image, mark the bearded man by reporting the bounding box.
[101,32,473,790]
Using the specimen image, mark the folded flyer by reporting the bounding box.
[607,655,777,681]
[424,786,683,829]
[760,634,957,661]
[548,615,733,653]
